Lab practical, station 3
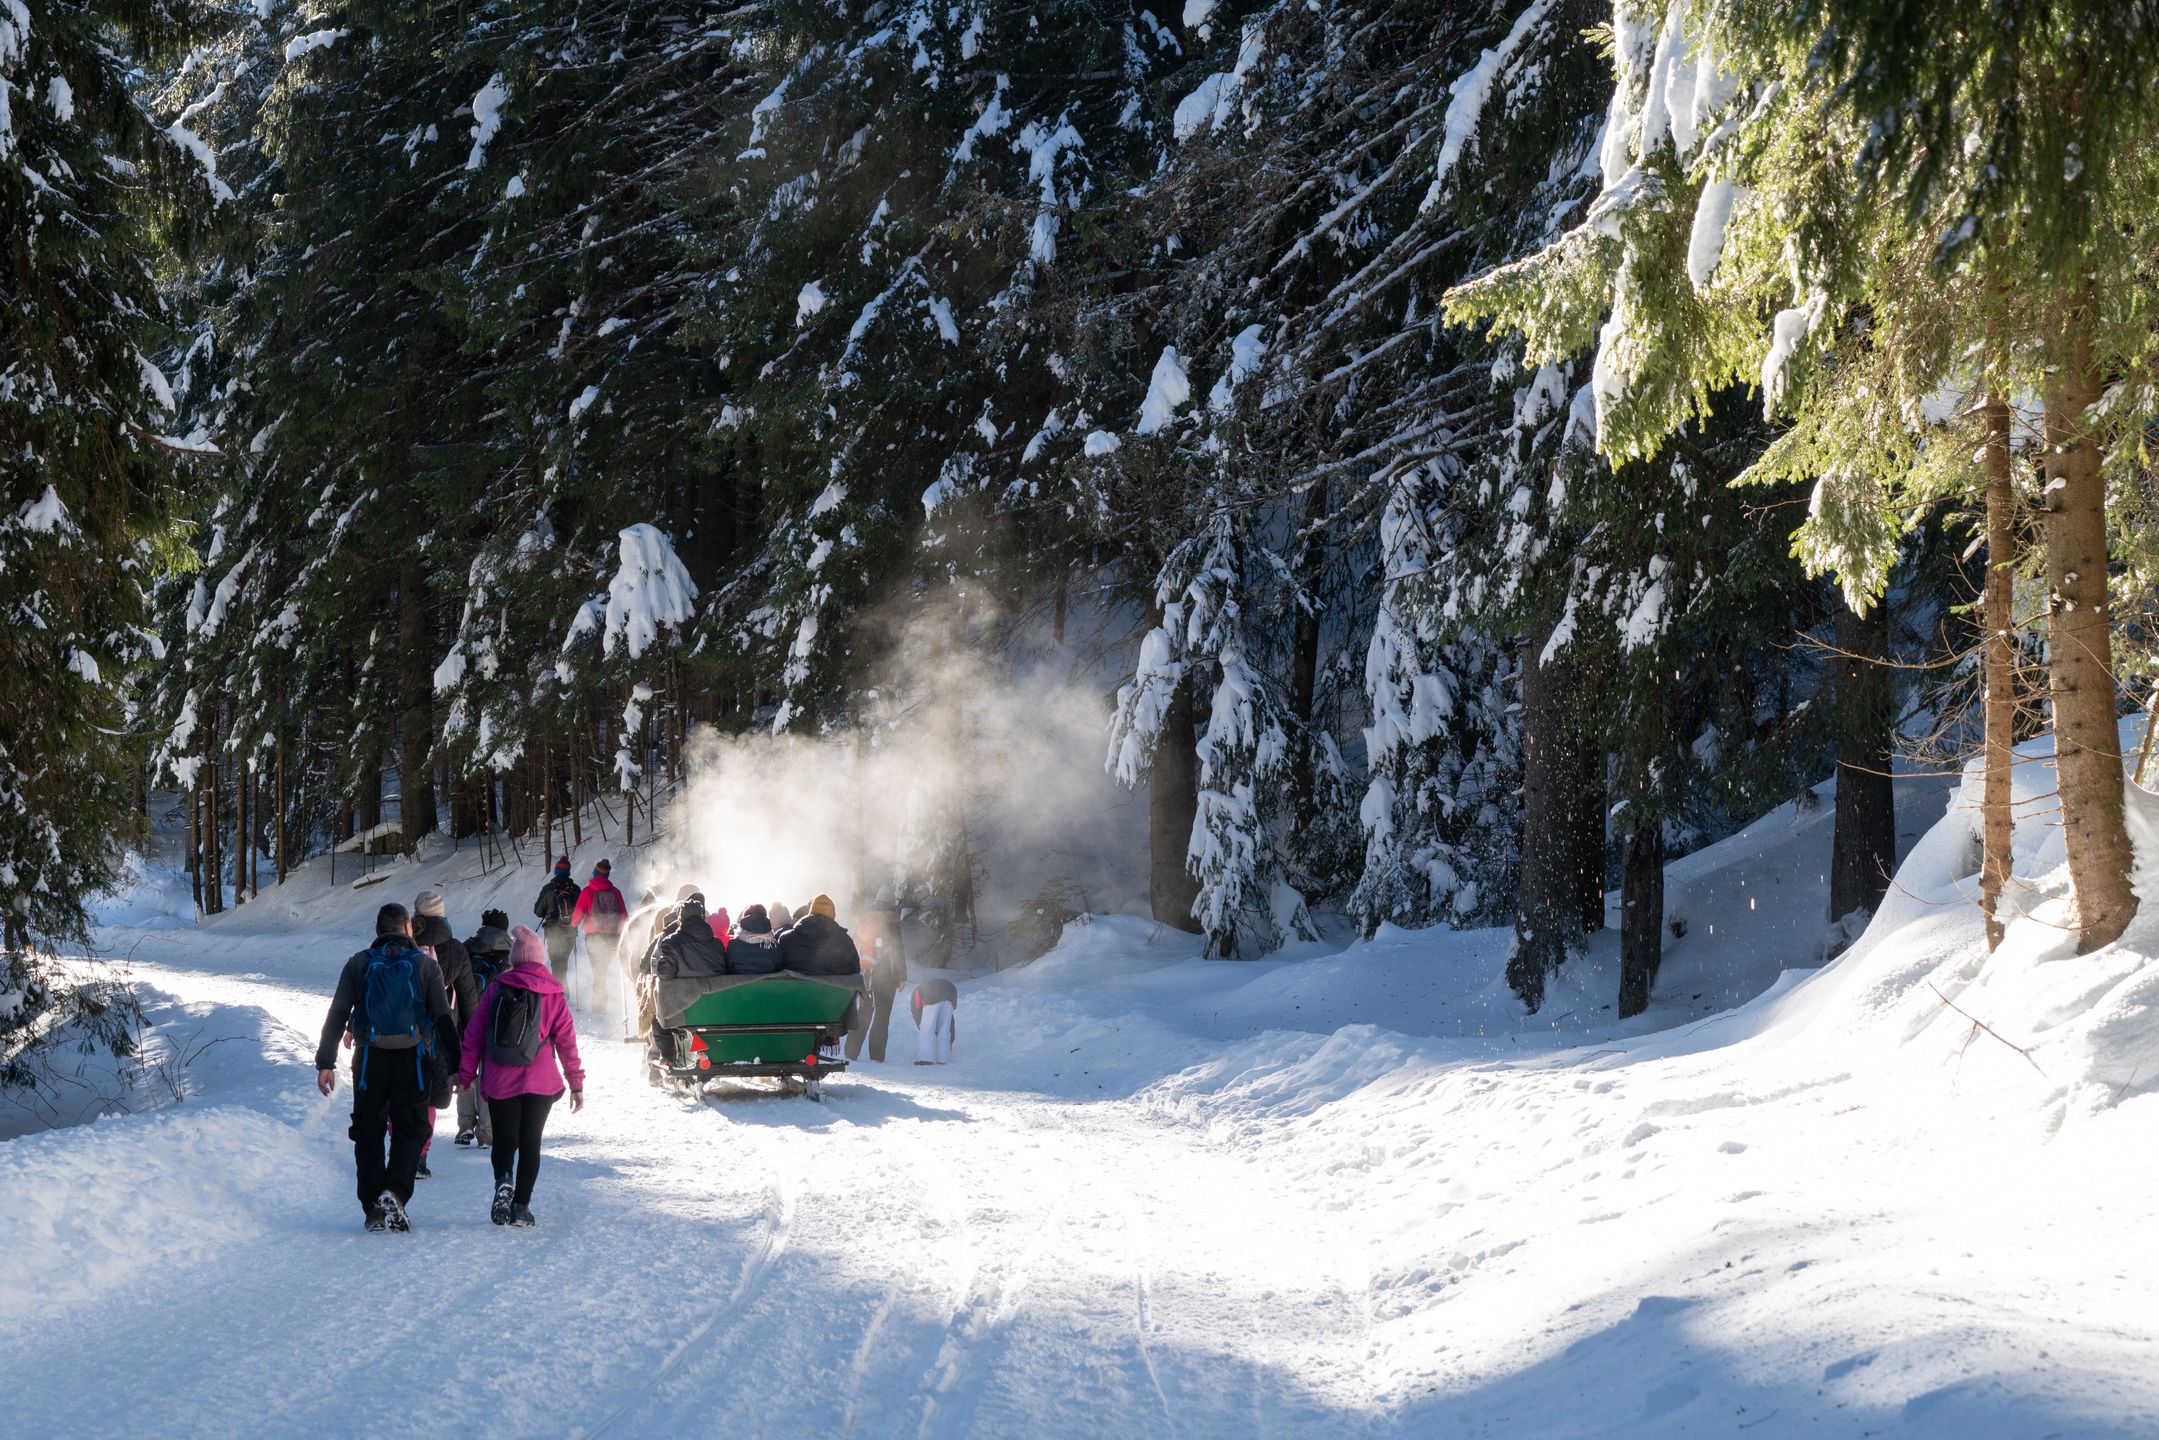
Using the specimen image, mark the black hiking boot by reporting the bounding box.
[454,1129,476,1147]
[509,1204,537,1229]
[491,1182,515,1227]
[379,1191,411,1233]
[364,1205,387,1233]
[415,1158,432,1179]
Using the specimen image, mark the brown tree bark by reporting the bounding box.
[1511,623,1580,1011]
[2042,311,2137,951]
[1829,593,1897,922]
[357,750,382,835]
[275,734,288,886]
[1618,817,1665,1018]
[396,554,438,845]
[1980,397,2019,950]
[1289,482,1329,831]
[233,764,247,906]
[188,778,203,917]
[1568,696,1609,936]
[1149,674,1203,934]
[204,746,222,916]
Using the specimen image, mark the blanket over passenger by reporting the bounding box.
[654,970,865,1031]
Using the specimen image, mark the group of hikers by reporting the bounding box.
[314,890,582,1233]
[316,857,959,1234]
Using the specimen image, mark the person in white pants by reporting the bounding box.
[911,978,957,1065]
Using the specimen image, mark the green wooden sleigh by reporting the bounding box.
[647,972,862,1100]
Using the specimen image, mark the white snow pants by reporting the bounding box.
[917,1001,954,1064]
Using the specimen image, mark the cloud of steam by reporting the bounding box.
[640,591,1149,961]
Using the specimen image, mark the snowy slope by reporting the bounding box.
[3,753,2156,1438]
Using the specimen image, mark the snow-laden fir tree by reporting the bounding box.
[2,0,216,946]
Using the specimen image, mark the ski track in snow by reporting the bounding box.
[7,762,2159,1440]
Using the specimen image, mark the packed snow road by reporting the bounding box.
[6,776,2159,1440]
[0,921,1372,1438]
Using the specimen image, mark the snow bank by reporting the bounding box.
[0,1106,338,1308]
[1783,721,2159,1119]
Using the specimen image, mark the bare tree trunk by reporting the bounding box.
[1980,397,2018,950]
[1511,623,1576,1011]
[396,554,437,845]
[204,741,222,915]
[1289,482,1329,831]
[1568,691,1608,936]
[357,751,382,835]
[540,744,553,860]
[570,724,585,849]
[1829,593,1896,922]
[189,779,203,917]
[2042,309,2137,951]
[234,764,248,905]
[1149,675,1203,933]
[1618,818,1665,1018]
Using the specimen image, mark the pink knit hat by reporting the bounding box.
[510,924,548,969]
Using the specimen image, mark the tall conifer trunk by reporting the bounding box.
[1567,680,1609,936]
[1289,482,1328,831]
[1980,397,2019,950]
[1511,623,1578,1010]
[233,766,247,907]
[1618,818,1664,1018]
[397,554,438,844]
[1150,675,1203,934]
[1829,594,1896,922]
[2042,306,2137,951]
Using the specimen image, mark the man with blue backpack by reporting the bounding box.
[315,903,460,1233]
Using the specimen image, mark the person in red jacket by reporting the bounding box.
[455,926,584,1227]
[569,858,628,1013]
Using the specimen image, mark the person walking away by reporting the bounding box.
[846,902,907,1064]
[403,888,474,1176]
[911,977,958,1065]
[778,894,861,976]
[534,857,581,981]
[570,858,628,1012]
[457,925,585,1227]
[456,910,513,1146]
[315,904,459,1232]
[727,904,783,974]
[637,893,728,1050]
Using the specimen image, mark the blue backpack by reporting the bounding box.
[362,942,427,1050]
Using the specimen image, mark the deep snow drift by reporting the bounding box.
[2,748,2156,1438]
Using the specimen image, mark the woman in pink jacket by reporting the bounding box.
[456,925,585,1227]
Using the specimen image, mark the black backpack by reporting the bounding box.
[488,986,543,1065]
[469,942,512,988]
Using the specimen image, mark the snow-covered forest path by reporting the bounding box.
[7,781,2159,1439]
[1,911,1392,1438]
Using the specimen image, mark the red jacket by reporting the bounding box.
[571,876,627,936]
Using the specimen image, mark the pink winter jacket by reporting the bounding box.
[456,931,584,1101]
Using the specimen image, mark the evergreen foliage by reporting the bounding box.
[18,0,2154,1019]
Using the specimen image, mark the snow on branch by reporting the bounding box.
[598,523,698,661]
[466,74,509,171]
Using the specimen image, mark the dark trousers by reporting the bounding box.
[544,926,574,981]
[487,1091,560,1205]
[350,1044,429,1211]
[846,974,901,1062]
